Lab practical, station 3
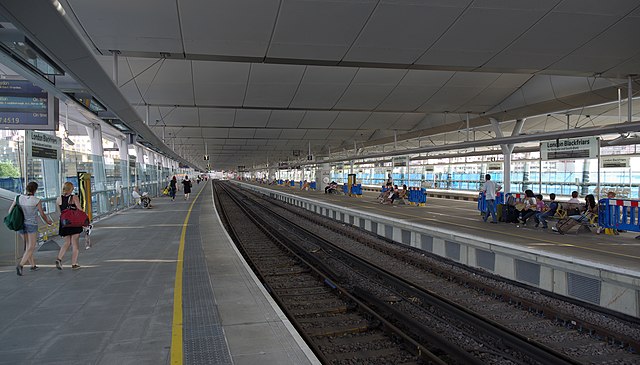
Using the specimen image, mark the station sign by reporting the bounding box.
[25,130,61,160]
[601,156,630,168]
[487,162,503,171]
[540,137,598,161]
[0,80,58,130]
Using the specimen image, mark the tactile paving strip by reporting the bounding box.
[183,207,233,365]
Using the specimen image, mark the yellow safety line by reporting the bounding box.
[329,197,640,260]
[170,184,206,365]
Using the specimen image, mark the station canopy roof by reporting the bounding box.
[1,1,640,170]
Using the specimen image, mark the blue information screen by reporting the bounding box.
[0,80,49,127]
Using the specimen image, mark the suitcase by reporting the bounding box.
[496,203,504,222]
[554,217,580,234]
[505,206,519,223]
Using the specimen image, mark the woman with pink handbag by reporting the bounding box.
[55,182,84,270]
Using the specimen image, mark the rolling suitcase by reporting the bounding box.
[496,203,504,222]
[554,217,580,234]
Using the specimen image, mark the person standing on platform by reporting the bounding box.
[182,176,192,200]
[169,176,178,201]
[55,182,84,270]
[482,174,501,224]
[12,181,53,276]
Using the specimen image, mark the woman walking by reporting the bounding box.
[169,176,178,201]
[182,176,192,200]
[11,181,53,276]
[55,182,84,270]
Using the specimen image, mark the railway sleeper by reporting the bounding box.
[288,304,349,316]
[321,347,419,364]
[275,286,332,297]
[267,279,322,289]
[264,267,310,276]
[298,316,372,337]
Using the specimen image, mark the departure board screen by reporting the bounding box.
[0,79,58,130]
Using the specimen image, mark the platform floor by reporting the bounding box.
[264,183,640,273]
[0,181,318,365]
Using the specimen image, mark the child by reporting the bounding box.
[535,193,557,229]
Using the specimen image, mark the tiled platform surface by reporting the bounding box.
[0,182,318,365]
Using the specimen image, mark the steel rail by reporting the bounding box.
[243,186,583,365]
[214,182,444,365]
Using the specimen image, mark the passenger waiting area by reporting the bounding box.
[477,190,640,237]
[246,177,640,242]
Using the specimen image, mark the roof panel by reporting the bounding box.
[334,68,405,109]
[198,108,236,127]
[289,66,358,109]
[181,0,279,56]
[254,129,282,139]
[298,111,339,128]
[389,113,426,130]
[418,5,555,67]
[345,1,469,63]
[244,64,306,107]
[279,129,308,140]
[266,110,304,128]
[135,60,194,105]
[234,109,271,127]
[155,107,199,126]
[486,12,619,70]
[329,111,372,129]
[267,0,376,60]
[362,112,402,129]
[68,0,183,53]
[228,129,256,138]
[303,129,332,139]
[192,61,249,106]
[201,128,230,138]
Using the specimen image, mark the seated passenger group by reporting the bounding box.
[482,174,602,234]
[378,184,407,205]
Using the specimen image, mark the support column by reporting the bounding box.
[315,163,331,189]
[112,51,118,84]
[522,162,530,191]
[135,145,145,189]
[117,137,129,207]
[629,75,634,123]
[490,118,525,193]
[148,152,158,196]
[85,124,108,214]
[581,159,590,196]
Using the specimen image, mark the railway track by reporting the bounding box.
[214,183,442,364]
[216,181,640,364]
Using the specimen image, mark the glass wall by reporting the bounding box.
[324,144,640,198]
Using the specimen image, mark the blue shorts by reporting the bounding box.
[19,223,38,234]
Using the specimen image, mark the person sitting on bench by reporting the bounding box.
[325,181,338,194]
[553,194,597,234]
[132,187,142,208]
[534,193,558,229]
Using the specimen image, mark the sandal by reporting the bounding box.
[55,258,62,270]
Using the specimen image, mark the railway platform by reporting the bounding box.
[0,181,318,365]
[239,181,640,318]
